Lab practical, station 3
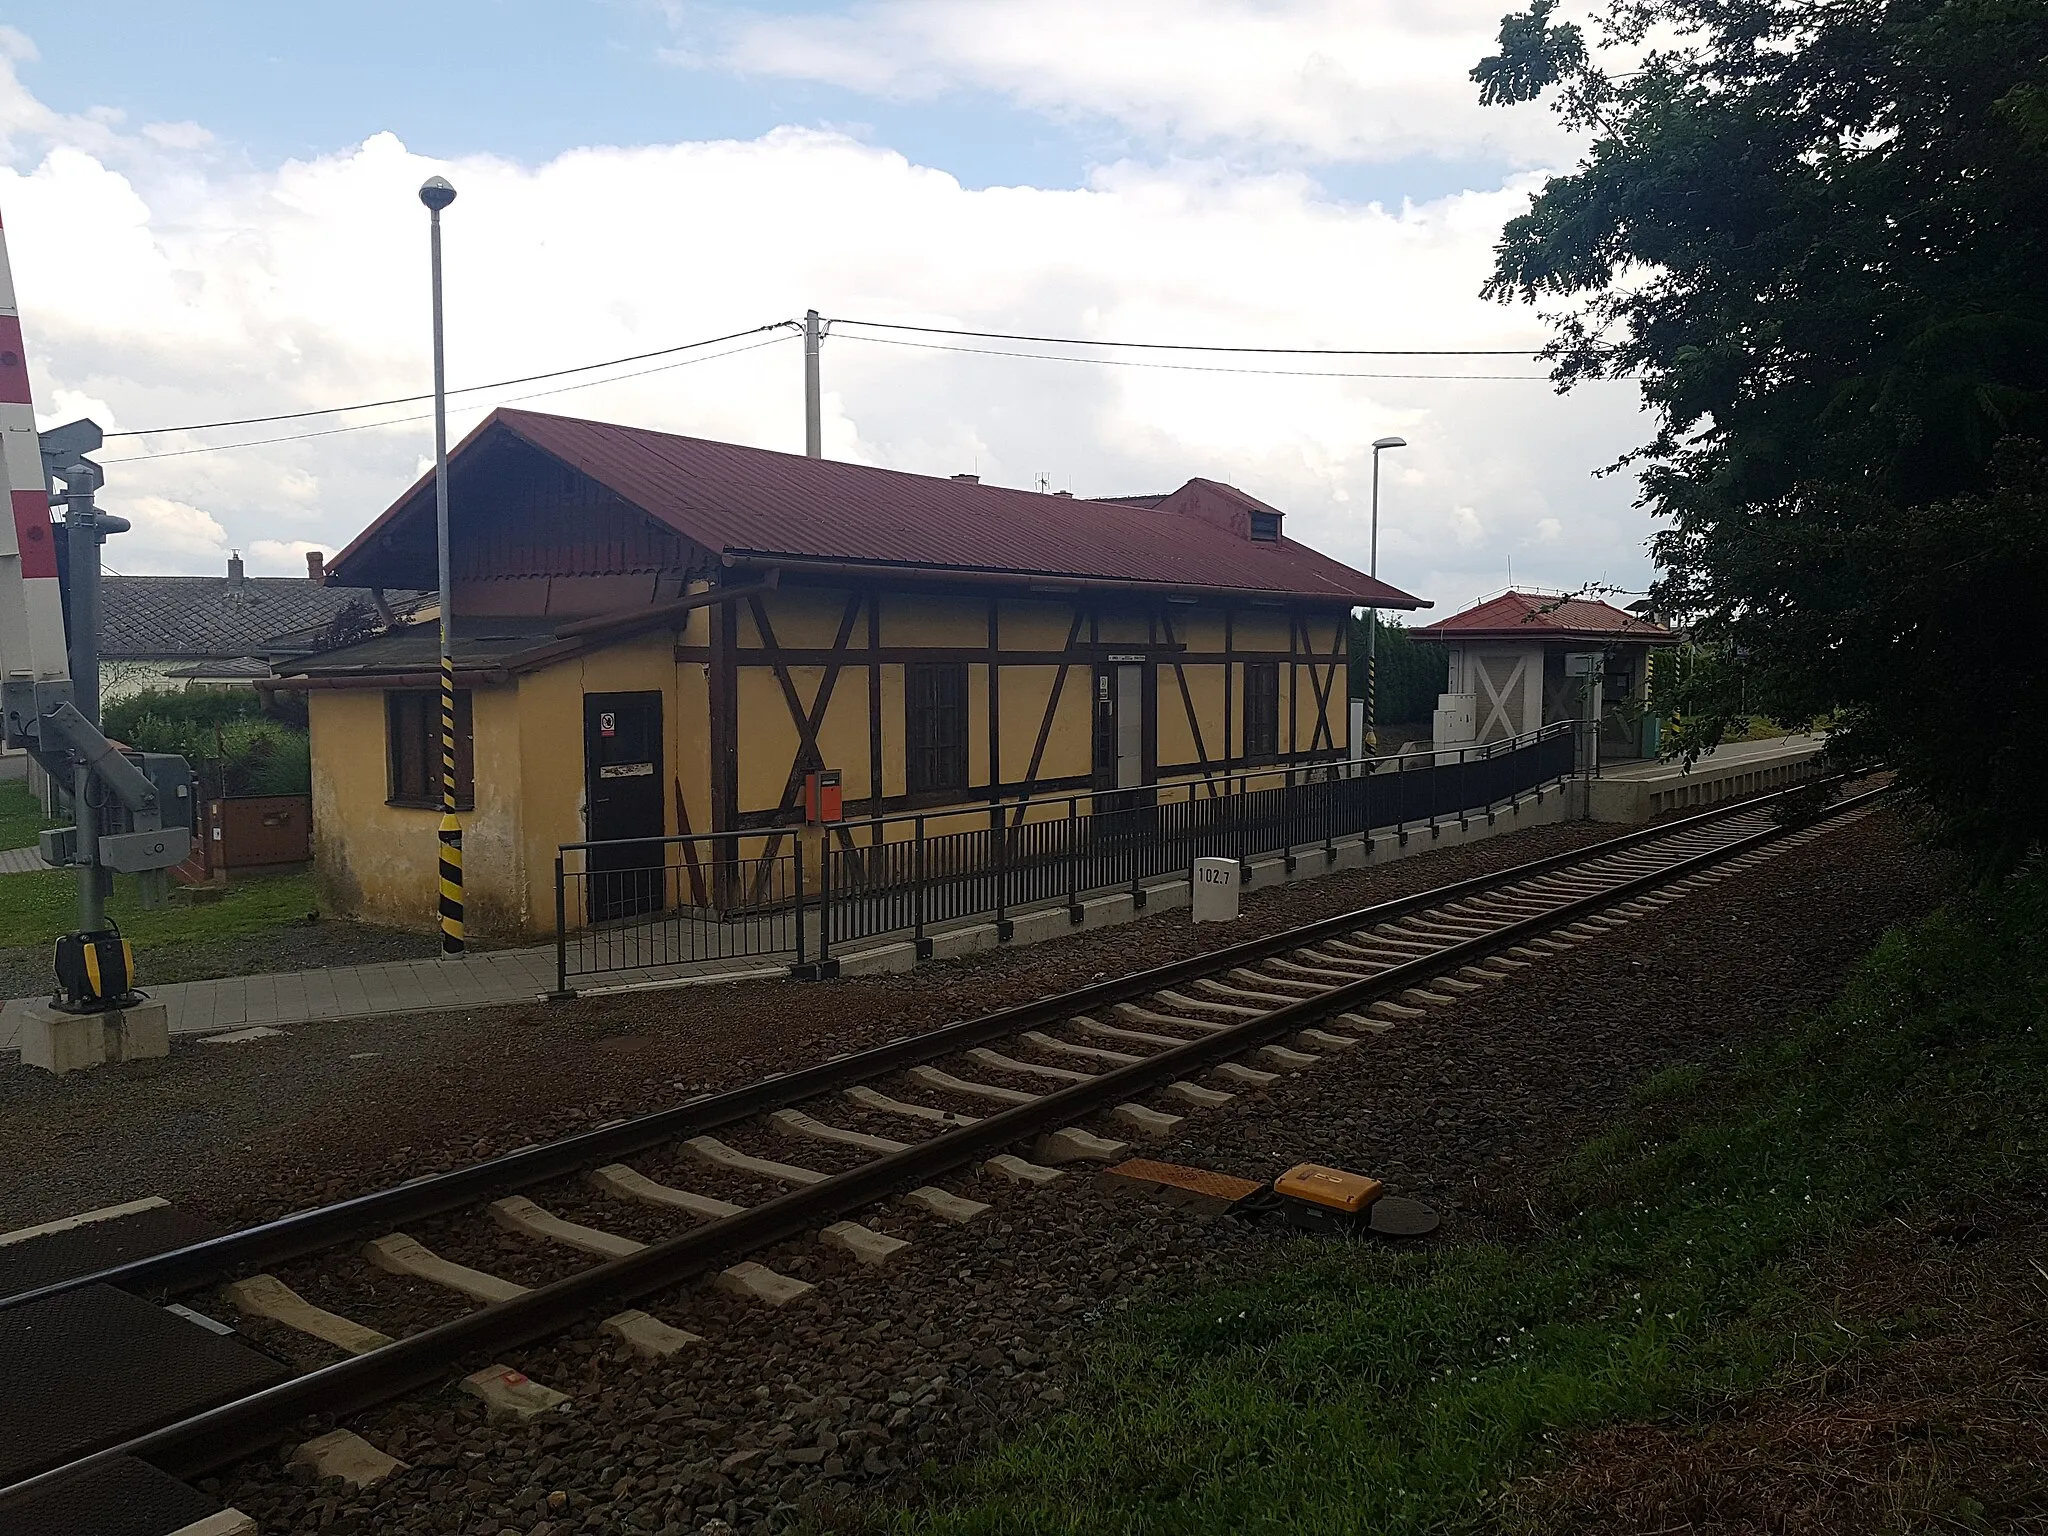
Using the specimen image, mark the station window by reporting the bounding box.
[386,689,475,809]
[905,663,969,795]
[1243,662,1280,760]
[1248,510,1282,542]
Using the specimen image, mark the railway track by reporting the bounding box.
[0,782,1884,1525]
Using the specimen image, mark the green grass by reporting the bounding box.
[0,868,317,951]
[0,778,60,850]
[868,864,2048,1536]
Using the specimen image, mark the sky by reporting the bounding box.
[0,0,1652,617]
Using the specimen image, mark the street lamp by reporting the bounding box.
[1366,435,1407,752]
[419,174,463,955]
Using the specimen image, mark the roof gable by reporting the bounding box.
[1418,590,1674,643]
[330,409,1427,609]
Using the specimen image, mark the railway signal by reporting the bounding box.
[0,204,194,1040]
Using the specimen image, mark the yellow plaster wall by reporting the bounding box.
[748,586,857,649]
[310,631,698,942]
[308,684,524,937]
[996,665,1058,784]
[734,665,807,816]
[1232,609,1292,651]
[1037,667,1095,783]
[1157,661,1226,768]
[877,593,986,648]
[997,599,1075,649]
[1093,611,1150,645]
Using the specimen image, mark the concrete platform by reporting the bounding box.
[0,758,1814,1048]
[1582,734,1823,822]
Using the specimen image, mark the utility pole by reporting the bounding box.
[803,308,823,458]
[419,175,463,956]
[1367,436,1407,753]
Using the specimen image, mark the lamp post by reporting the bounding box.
[1366,435,1407,753]
[419,174,463,956]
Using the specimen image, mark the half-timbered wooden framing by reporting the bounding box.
[286,409,1426,939]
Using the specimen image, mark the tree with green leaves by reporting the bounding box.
[1476,0,2048,868]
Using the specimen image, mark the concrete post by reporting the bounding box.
[803,309,823,458]
[1191,856,1239,923]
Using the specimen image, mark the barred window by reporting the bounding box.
[386,689,474,809]
[904,663,969,795]
[1242,662,1279,761]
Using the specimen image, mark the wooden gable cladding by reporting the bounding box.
[451,434,707,583]
[694,579,1353,835]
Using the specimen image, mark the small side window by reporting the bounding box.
[1248,511,1282,542]
[386,689,474,809]
[1243,662,1280,760]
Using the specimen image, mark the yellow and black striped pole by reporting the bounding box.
[1367,435,1406,754]
[438,652,464,953]
[420,174,463,955]
[1365,611,1378,752]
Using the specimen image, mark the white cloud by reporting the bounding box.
[107,495,228,572]
[249,538,328,576]
[681,0,1580,166]
[0,53,1651,609]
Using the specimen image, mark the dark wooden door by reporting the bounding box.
[583,691,665,921]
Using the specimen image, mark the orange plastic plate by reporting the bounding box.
[1273,1163,1385,1214]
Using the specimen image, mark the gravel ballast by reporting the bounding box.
[142,805,1952,1536]
[0,815,1630,1231]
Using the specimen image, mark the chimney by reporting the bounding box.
[227,550,245,589]
[950,473,979,484]
[306,549,325,582]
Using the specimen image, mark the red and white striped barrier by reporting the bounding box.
[0,201,71,696]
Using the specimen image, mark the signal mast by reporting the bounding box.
[0,205,194,1067]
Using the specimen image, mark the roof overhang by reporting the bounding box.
[718,551,1428,609]
[1421,627,1676,644]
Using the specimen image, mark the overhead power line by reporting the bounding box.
[99,332,801,464]
[103,315,1545,443]
[102,321,803,439]
[837,332,1549,382]
[825,316,1541,357]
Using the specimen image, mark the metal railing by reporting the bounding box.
[554,829,807,992]
[552,721,1575,990]
[817,723,1575,958]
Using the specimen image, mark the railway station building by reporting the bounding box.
[282,409,1427,940]
[1418,590,1675,762]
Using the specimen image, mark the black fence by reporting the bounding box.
[553,723,1575,991]
[554,830,807,991]
[819,723,1575,955]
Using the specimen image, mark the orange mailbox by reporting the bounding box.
[804,768,843,824]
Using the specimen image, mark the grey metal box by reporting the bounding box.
[96,827,191,874]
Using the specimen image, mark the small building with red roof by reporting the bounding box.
[282,408,1427,938]
[1416,588,1675,761]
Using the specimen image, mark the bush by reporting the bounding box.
[1349,617,1449,725]
[101,689,311,798]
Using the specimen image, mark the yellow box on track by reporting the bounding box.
[1273,1164,1384,1214]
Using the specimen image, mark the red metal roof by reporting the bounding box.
[1417,590,1673,643]
[330,409,1426,609]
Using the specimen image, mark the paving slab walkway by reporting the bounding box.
[0,945,792,1053]
[0,846,47,876]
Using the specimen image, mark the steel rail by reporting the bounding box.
[0,782,1829,1317]
[0,785,1882,1505]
